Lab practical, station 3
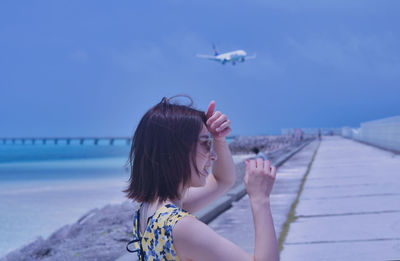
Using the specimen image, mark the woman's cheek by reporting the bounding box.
[198,152,209,161]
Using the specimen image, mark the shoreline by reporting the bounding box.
[0,136,313,261]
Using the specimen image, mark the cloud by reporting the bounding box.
[110,32,210,74]
[286,32,400,77]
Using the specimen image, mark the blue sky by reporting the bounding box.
[1,0,399,137]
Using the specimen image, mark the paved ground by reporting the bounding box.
[209,140,319,254]
[280,136,400,260]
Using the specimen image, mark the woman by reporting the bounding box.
[125,96,279,261]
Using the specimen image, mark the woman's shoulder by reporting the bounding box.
[172,212,208,239]
[171,214,222,260]
[172,212,252,261]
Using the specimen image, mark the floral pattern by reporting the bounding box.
[132,203,192,261]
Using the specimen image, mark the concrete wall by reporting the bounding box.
[282,128,341,136]
[342,115,400,152]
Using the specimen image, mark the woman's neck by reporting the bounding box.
[155,198,183,208]
[139,198,184,235]
[145,198,183,213]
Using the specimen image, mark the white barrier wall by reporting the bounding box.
[341,127,353,138]
[342,115,400,152]
[282,128,341,136]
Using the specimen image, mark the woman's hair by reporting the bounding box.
[124,96,207,203]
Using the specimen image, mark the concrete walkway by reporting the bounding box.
[209,140,320,253]
[281,136,400,260]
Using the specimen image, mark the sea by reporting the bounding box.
[0,138,235,257]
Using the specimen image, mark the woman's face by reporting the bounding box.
[190,124,217,187]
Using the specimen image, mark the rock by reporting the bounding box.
[1,201,139,261]
[1,237,46,261]
[48,225,72,244]
[229,135,298,155]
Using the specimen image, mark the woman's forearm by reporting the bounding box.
[251,197,279,261]
[212,138,236,187]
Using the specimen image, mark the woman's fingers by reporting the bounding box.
[245,159,277,200]
[248,159,272,172]
[206,111,232,138]
[204,101,232,139]
[246,160,276,174]
[271,166,277,178]
[256,158,263,170]
[217,127,232,137]
[216,119,230,132]
[244,160,249,183]
[210,114,227,129]
[263,160,276,179]
[206,111,222,126]
[205,100,215,119]
[249,159,257,172]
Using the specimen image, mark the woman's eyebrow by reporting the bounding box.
[199,135,209,139]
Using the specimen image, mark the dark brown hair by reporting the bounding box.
[124,96,207,203]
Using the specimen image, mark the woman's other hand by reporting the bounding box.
[244,159,277,203]
[205,100,232,140]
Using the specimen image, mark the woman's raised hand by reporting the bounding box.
[244,159,277,202]
[205,100,232,140]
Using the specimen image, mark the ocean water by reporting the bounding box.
[0,143,131,257]
[0,138,235,257]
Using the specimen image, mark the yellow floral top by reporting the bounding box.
[129,203,192,261]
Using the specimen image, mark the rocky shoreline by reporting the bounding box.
[1,136,310,261]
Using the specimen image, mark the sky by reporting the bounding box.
[1,0,399,137]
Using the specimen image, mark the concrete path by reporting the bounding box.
[208,140,320,253]
[281,136,400,260]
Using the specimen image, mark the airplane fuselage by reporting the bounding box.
[196,47,255,65]
[216,50,247,64]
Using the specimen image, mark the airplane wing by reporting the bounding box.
[196,54,222,61]
[246,54,256,60]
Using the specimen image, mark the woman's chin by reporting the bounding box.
[191,177,207,187]
[192,180,206,187]
[190,170,210,187]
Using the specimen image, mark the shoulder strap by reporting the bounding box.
[126,204,145,260]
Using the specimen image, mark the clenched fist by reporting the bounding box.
[244,159,277,202]
[205,100,232,140]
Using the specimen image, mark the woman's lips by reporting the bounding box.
[201,167,211,176]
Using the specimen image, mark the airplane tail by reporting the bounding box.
[212,43,219,56]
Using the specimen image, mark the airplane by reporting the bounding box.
[196,44,256,65]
